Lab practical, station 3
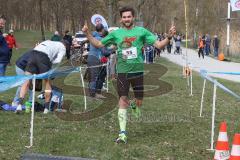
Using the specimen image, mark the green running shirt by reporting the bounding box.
[101,26,156,73]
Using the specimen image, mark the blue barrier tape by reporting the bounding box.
[209,71,240,75]
[200,69,240,76]
[0,66,80,92]
[200,70,240,100]
[0,62,109,93]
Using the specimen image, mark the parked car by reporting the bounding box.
[72,31,88,48]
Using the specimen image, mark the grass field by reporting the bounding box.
[1,31,240,160]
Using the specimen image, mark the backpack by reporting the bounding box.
[37,85,64,111]
[49,86,63,111]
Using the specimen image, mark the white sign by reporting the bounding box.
[230,0,240,11]
[91,14,108,30]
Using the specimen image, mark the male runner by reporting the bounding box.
[82,6,176,143]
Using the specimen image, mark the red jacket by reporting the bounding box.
[5,34,17,49]
[198,39,204,49]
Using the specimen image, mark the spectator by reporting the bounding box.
[174,35,181,54]
[14,40,66,114]
[198,36,204,59]
[167,38,173,53]
[213,35,219,58]
[5,29,18,65]
[51,31,61,41]
[202,35,206,54]
[205,33,211,55]
[63,30,72,59]
[87,24,105,98]
[95,29,112,98]
[145,45,154,63]
[0,15,10,76]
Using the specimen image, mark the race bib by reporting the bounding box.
[122,47,137,60]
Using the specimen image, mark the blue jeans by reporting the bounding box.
[145,52,149,63]
[205,44,211,55]
[149,50,154,63]
[13,66,33,103]
[96,66,106,94]
[87,56,101,97]
[214,47,219,57]
[0,63,8,76]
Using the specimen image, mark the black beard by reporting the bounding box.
[122,22,133,28]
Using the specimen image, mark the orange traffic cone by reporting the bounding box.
[214,121,230,160]
[230,134,240,160]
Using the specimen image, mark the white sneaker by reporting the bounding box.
[12,102,17,107]
[15,104,22,113]
[95,93,106,99]
[43,108,49,114]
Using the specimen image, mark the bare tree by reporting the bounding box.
[39,0,45,40]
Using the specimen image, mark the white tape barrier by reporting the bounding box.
[26,75,36,148]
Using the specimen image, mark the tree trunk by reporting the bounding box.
[39,0,45,41]
[71,14,75,34]
[108,0,114,27]
[136,0,145,21]
[151,15,157,32]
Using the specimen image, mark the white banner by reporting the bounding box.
[230,0,240,11]
[91,14,108,30]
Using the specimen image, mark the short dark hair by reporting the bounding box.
[95,24,104,32]
[65,30,69,34]
[119,6,135,17]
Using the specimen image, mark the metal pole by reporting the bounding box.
[79,67,87,110]
[226,2,231,56]
[190,68,193,96]
[106,63,109,93]
[208,83,217,151]
[184,0,188,65]
[26,75,36,148]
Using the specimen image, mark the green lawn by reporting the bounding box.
[1,31,240,159]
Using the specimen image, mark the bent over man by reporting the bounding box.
[15,40,66,114]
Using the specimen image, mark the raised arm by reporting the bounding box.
[82,21,104,48]
[154,26,176,49]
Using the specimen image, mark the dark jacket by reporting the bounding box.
[0,31,10,63]
[51,35,61,41]
[213,37,219,48]
[63,34,72,46]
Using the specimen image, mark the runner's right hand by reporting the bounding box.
[169,26,176,37]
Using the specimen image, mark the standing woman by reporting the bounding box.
[5,29,18,65]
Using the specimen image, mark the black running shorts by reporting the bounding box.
[117,72,144,100]
[25,50,52,74]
